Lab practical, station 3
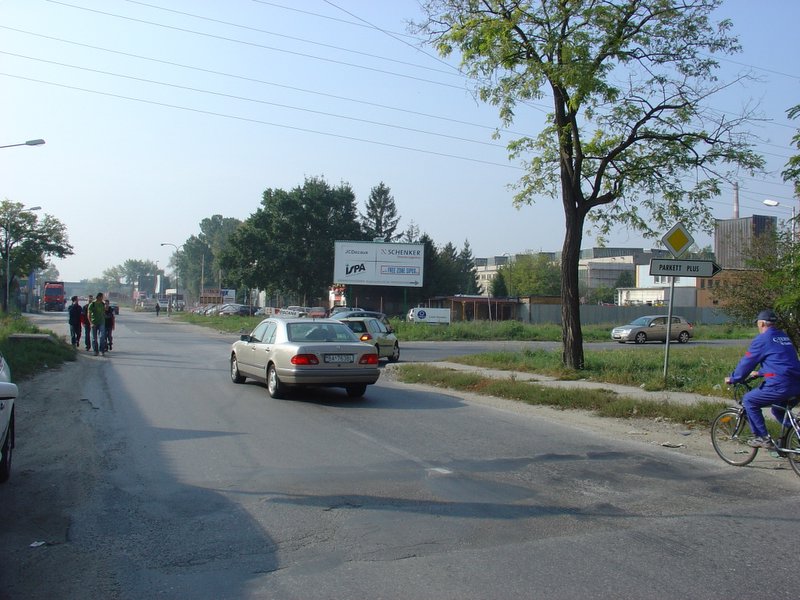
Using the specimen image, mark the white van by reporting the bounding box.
[407,307,451,324]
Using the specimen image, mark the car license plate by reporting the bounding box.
[324,354,354,363]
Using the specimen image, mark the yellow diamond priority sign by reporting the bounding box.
[662,222,694,258]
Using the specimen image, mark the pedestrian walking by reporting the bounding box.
[87,292,107,356]
[82,295,93,351]
[67,296,82,348]
[103,299,115,351]
[155,302,160,317]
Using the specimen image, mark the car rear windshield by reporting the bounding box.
[287,322,357,343]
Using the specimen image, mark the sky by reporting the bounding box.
[1,0,798,282]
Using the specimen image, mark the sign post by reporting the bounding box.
[660,223,694,383]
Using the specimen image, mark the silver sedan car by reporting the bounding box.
[230,317,380,398]
[611,315,694,344]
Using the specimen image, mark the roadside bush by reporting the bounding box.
[0,315,76,380]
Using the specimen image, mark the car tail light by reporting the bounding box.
[291,354,319,365]
[359,333,373,342]
[359,353,379,365]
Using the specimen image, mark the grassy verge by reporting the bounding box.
[445,345,745,394]
[391,343,750,426]
[390,364,728,426]
[0,315,76,380]
[393,363,728,426]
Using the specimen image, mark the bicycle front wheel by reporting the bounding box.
[783,428,800,478]
[711,408,759,466]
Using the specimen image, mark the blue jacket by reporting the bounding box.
[730,327,800,392]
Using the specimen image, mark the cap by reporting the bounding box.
[756,309,777,323]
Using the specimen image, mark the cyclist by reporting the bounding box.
[725,309,800,449]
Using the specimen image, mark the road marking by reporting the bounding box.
[347,428,452,475]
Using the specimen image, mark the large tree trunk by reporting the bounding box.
[561,189,586,370]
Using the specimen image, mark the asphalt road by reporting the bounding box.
[2,311,794,599]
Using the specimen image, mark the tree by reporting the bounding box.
[39,262,59,283]
[360,182,401,241]
[402,221,420,243]
[98,265,127,296]
[458,240,481,294]
[490,269,508,297]
[588,285,615,305]
[417,0,763,368]
[1,200,73,311]
[119,259,160,286]
[783,104,800,197]
[615,271,634,289]
[198,215,241,286]
[221,177,363,303]
[712,230,800,348]
[497,253,560,296]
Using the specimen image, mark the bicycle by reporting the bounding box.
[710,376,800,477]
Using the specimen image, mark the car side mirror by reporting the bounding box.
[240,333,251,342]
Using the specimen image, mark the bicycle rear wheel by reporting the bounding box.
[711,408,759,466]
[782,427,800,478]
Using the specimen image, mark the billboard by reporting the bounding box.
[334,241,424,287]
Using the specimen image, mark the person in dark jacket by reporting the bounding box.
[103,299,115,351]
[725,309,800,449]
[67,296,82,348]
[81,295,93,351]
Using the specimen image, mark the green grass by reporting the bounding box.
[394,363,728,426]
[175,312,754,342]
[447,345,746,395]
[0,314,76,380]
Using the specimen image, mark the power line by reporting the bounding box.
[44,0,466,88]
[0,51,508,149]
[0,26,525,138]
[0,71,522,170]
[119,0,454,76]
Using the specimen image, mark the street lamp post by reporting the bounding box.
[6,206,41,312]
[2,139,45,312]
[0,139,45,149]
[161,243,180,310]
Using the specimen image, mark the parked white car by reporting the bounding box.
[0,353,18,482]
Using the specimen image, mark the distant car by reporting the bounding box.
[611,315,694,344]
[307,306,328,318]
[110,302,120,315]
[330,310,393,332]
[218,303,254,316]
[329,306,363,315]
[339,317,400,362]
[0,353,18,483]
[230,317,380,398]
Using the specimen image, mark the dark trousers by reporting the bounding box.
[70,323,81,347]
